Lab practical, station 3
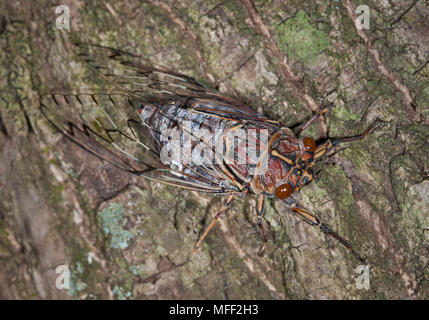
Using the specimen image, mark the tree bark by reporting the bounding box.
[0,0,428,299]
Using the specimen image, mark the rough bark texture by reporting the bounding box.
[0,0,428,299]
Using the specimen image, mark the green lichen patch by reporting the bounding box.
[112,285,132,300]
[402,181,429,229]
[66,260,89,299]
[317,164,354,211]
[98,203,134,250]
[332,104,359,122]
[274,10,329,66]
[67,277,87,298]
[415,85,429,118]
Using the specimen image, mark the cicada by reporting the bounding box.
[39,42,379,262]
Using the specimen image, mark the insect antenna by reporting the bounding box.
[314,118,381,160]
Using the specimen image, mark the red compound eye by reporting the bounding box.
[275,184,293,199]
[303,137,316,153]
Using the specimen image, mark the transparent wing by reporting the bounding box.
[39,91,159,173]
[39,91,240,193]
[39,42,279,194]
[73,42,280,125]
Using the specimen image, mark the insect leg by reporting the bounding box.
[314,118,381,160]
[256,194,267,256]
[296,104,333,136]
[192,194,235,254]
[291,207,364,262]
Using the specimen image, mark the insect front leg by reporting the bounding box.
[192,194,235,255]
[291,207,364,262]
[256,194,267,256]
[295,104,333,136]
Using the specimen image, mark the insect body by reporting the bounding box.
[40,42,378,262]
